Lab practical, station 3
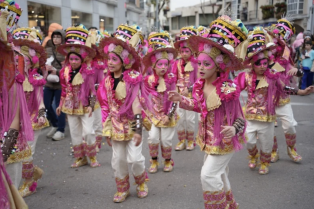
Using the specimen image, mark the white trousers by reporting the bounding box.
[148,124,175,147]
[275,103,297,135]
[5,162,22,188]
[176,107,195,132]
[24,130,41,162]
[200,153,233,191]
[67,113,96,146]
[111,139,145,179]
[93,108,103,137]
[246,120,274,153]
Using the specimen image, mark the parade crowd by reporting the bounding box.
[0,0,313,208]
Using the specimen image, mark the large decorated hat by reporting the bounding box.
[13,28,47,68]
[88,28,105,47]
[276,18,295,41]
[236,26,275,65]
[265,24,285,47]
[13,27,42,44]
[57,24,96,59]
[102,30,110,38]
[0,0,22,33]
[142,31,177,73]
[208,17,247,49]
[198,26,209,38]
[174,26,198,50]
[187,16,248,72]
[98,24,142,70]
[114,24,144,52]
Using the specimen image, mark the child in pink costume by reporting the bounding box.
[172,26,198,151]
[0,3,30,208]
[266,20,304,163]
[169,16,247,209]
[56,25,99,168]
[97,24,148,203]
[89,30,107,152]
[235,27,313,175]
[141,31,179,173]
[12,28,49,197]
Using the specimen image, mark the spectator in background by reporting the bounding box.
[44,29,66,140]
[300,41,314,89]
[42,23,63,47]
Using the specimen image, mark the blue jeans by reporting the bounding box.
[44,87,66,132]
[301,70,314,90]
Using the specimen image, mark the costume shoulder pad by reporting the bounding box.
[123,69,143,84]
[216,80,240,102]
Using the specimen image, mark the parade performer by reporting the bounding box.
[141,31,178,173]
[235,27,313,175]
[12,27,49,197]
[0,3,29,208]
[266,20,305,163]
[172,26,198,151]
[169,16,248,209]
[89,28,107,152]
[97,24,148,203]
[1,2,36,191]
[56,25,100,168]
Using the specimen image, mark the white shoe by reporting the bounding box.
[52,131,65,141]
[47,127,58,138]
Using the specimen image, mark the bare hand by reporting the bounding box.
[168,91,182,102]
[288,67,298,76]
[300,86,314,95]
[50,70,57,75]
[220,126,236,140]
[106,137,112,147]
[87,106,93,117]
[133,133,142,146]
[181,87,189,97]
[38,116,46,126]
[161,115,170,125]
[46,65,53,72]
[56,107,61,116]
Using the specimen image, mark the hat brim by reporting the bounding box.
[187,36,243,71]
[13,39,47,68]
[98,37,141,70]
[0,40,13,52]
[174,39,189,50]
[142,47,178,73]
[243,44,276,65]
[57,44,96,60]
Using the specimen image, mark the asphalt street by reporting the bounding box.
[22,93,314,209]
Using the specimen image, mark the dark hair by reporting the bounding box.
[305,41,313,46]
[301,38,313,55]
[88,26,98,30]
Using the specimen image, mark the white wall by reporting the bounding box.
[70,0,93,13]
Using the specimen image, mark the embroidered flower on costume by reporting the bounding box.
[220,81,237,95]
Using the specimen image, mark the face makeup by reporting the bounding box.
[180,47,192,61]
[154,59,169,76]
[253,58,269,75]
[197,53,217,79]
[107,52,123,73]
[69,54,82,69]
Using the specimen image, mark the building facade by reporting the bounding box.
[239,0,312,32]
[15,0,144,37]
